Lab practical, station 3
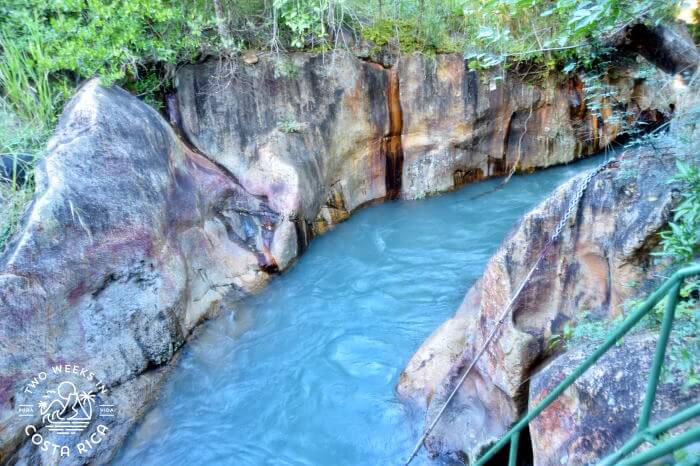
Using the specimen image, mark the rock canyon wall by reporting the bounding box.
[398,150,699,464]
[0,50,676,464]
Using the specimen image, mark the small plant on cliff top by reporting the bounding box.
[548,311,625,351]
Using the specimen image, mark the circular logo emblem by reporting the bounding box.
[18,364,116,458]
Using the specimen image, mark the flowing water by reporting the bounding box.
[116,155,605,466]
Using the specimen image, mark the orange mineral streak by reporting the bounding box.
[381,66,404,200]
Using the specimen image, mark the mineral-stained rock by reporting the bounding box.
[396,53,672,199]
[397,151,682,462]
[529,332,700,466]
[0,80,278,464]
[175,51,672,239]
[0,48,682,464]
[175,53,390,244]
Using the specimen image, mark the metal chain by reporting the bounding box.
[404,158,615,465]
[550,159,611,243]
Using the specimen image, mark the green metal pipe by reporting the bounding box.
[598,403,700,466]
[474,292,653,465]
[474,265,700,466]
[475,286,668,464]
[649,403,700,435]
[598,433,645,466]
[614,424,700,466]
[637,281,681,431]
[508,430,520,466]
[676,264,700,279]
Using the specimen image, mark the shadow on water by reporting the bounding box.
[115,153,609,466]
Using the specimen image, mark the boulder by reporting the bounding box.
[612,22,700,78]
[0,80,277,464]
[529,332,700,466]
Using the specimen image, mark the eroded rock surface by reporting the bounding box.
[397,151,682,462]
[529,333,700,466]
[0,81,277,464]
[175,52,671,237]
[175,53,391,244]
[0,49,680,464]
[397,54,671,199]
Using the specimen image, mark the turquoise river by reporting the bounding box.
[116,154,606,466]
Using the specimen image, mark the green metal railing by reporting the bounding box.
[474,264,700,466]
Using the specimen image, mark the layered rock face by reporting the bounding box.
[174,52,670,239]
[0,50,674,464]
[397,150,689,463]
[397,55,666,198]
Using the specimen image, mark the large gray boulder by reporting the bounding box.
[529,333,700,466]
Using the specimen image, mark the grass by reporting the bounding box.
[0,27,54,253]
[0,180,34,250]
[0,101,44,253]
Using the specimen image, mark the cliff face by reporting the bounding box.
[397,149,698,463]
[175,52,669,244]
[397,55,658,198]
[0,51,675,464]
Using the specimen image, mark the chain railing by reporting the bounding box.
[473,263,700,466]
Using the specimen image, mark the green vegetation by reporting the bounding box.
[277,116,305,133]
[553,276,699,391]
[657,160,700,264]
[652,116,700,389]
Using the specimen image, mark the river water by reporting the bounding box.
[116,155,605,465]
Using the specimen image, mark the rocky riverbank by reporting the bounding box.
[0,35,687,464]
[398,147,700,464]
